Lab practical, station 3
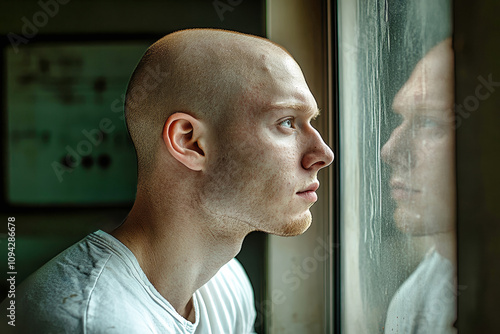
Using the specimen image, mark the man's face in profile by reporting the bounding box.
[381,39,455,236]
[201,52,334,237]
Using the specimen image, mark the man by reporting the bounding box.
[2,29,333,333]
[382,38,456,333]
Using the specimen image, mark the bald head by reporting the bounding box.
[124,29,293,181]
[393,38,454,113]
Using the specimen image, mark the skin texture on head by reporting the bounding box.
[126,29,288,179]
[381,38,456,260]
[113,29,334,321]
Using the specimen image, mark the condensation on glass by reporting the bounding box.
[338,0,456,333]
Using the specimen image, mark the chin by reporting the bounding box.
[274,212,313,237]
[394,208,425,235]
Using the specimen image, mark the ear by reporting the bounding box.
[162,113,207,171]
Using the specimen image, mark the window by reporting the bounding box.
[338,0,457,332]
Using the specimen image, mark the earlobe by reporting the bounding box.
[162,113,207,171]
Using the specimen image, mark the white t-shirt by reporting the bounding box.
[384,249,457,334]
[1,231,257,333]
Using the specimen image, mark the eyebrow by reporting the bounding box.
[263,102,321,119]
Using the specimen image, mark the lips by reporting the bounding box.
[390,179,420,200]
[297,182,320,202]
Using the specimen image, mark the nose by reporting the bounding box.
[301,128,334,171]
[381,124,413,168]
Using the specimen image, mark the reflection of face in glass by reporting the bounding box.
[381,39,455,236]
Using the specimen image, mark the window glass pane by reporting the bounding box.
[338,0,456,332]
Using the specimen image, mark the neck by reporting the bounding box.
[111,188,248,321]
[432,230,457,267]
[413,229,457,268]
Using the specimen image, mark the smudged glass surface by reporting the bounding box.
[338,0,456,332]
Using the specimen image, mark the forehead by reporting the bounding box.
[393,52,454,113]
[241,52,318,115]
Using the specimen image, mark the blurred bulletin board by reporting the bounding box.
[5,42,151,205]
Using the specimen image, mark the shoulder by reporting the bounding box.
[384,251,456,334]
[4,232,144,333]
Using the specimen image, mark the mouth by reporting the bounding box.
[296,182,320,202]
[390,180,420,200]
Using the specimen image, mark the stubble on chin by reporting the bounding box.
[393,206,434,236]
[394,206,417,234]
[273,212,313,237]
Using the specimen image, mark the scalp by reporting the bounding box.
[124,29,291,181]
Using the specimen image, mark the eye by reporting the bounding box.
[418,116,440,129]
[279,118,295,129]
[422,118,439,128]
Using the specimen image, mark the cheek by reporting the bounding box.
[397,136,455,235]
[414,132,453,166]
[208,135,299,207]
[422,140,455,210]
[237,142,297,196]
